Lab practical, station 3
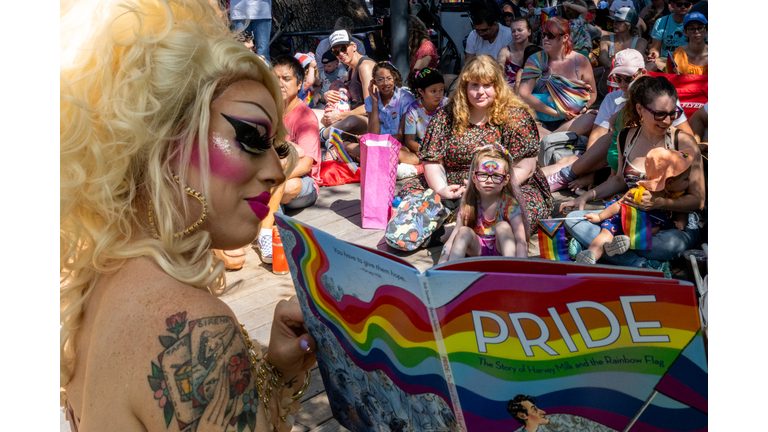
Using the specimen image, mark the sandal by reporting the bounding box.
[213,248,246,271]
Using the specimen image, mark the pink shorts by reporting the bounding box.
[478,236,500,257]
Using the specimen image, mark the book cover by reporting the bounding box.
[275,214,707,432]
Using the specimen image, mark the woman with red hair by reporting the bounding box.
[517,17,597,138]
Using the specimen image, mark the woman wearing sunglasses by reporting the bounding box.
[518,17,598,138]
[559,76,704,274]
[597,7,648,97]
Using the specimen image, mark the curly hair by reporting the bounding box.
[60,0,295,390]
[461,146,530,239]
[372,61,404,88]
[620,75,679,129]
[448,55,534,136]
[507,394,537,425]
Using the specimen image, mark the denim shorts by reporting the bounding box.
[284,176,318,210]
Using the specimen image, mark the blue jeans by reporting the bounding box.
[564,210,700,267]
[232,18,271,59]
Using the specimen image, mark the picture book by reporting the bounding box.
[274,214,707,432]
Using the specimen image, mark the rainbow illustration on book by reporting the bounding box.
[621,203,653,250]
[327,127,358,172]
[537,219,570,261]
[541,6,557,22]
[275,214,707,432]
[654,329,708,414]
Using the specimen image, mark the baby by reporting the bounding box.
[575,148,693,264]
[318,50,348,108]
[327,80,350,113]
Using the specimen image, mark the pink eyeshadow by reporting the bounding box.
[190,136,252,183]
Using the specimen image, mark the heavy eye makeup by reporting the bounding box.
[221,113,276,155]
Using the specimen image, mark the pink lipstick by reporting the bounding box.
[246,192,271,219]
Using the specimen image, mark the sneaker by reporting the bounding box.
[253,233,273,264]
[604,235,631,256]
[547,171,569,192]
[642,259,672,279]
[396,163,418,180]
[567,238,583,260]
[575,250,597,264]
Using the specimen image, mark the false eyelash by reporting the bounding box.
[221,113,276,155]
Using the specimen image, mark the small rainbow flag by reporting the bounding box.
[327,127,358,173]
[621,203,652,250]
[541,6,557,23]
[537,219,570,261]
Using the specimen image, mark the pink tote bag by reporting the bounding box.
[359,133,401,229]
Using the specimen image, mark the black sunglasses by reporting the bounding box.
[612,71,639,84]
[331,45,349,57]
[643,105,684,121]
[674,1,691,7]
[543,32,565,40]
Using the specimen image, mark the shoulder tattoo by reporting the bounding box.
[147,312,258,431]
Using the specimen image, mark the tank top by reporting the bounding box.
[347,55,375,108]
[608,34,639,66]
[620,126,678,189]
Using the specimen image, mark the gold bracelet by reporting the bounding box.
[291,370,311,401]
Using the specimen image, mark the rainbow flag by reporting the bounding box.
[621,204,652,250]
[537,219,570,261]
[327,127,358,173]
[541,6,557,22]
[275,214,707,432]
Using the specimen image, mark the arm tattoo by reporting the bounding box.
[147,312,258,431]
[439,165,447,185]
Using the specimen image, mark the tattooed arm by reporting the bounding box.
[144,299,315,432]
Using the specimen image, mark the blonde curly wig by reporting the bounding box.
[60,0,295,390]
[448,55,535,137]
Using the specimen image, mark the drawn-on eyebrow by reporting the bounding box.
[233,100,274,123]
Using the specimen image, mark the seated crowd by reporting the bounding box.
[220,0,708,278]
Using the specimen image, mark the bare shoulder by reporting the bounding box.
[675,129,701,155]
[74,258,255,432]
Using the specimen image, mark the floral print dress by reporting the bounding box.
[399,106,553,234]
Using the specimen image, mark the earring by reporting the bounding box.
[148,174,208,239]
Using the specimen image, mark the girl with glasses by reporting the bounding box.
[597,7,648,97]
[439,146,530,262]
[398,55,552,240]
[560,76,705,274]
[362,62,417,174]
[666,13,708,75]
[518,17,598,138]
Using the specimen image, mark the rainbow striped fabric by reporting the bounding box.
[327,127,358,172]
[537,219,570,261]
[275,214,707,432]
[655,330,708,414]
[521,52,591,116]
[541,6,557,22]
[621,203,653,250]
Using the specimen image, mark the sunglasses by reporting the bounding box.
[643,105,684,121]
[543,32,565,40]
[331,44,349,57]
[474,171,507,184]
[612,72,639,84]
[674,2,691,7]
[685,25,707,33]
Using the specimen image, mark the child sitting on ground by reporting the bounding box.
[439,145,530,262]
[575,148,692,264]
[401,68,449,179]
